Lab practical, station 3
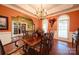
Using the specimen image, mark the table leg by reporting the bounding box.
[76,40,77,54]
[72,38,74,47]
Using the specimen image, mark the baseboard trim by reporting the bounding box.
[54,39,72,43]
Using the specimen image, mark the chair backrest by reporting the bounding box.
[39,34,49,54]
[0,40,5,55]
[49,32,54,39]
[28,47,39,55]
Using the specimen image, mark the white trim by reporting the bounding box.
[47,7,79,17]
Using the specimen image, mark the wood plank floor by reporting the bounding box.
[4,39,79,55]
[49,39,76,55]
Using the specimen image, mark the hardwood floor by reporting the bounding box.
[50,39,76,55]
[4,39,79,55]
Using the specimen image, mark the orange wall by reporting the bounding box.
[0,5,27,32]
[0,5,79,32]
[68,10,79,32]
[47,10,79,32]
[32,18,42,30]
[0,5,39,32]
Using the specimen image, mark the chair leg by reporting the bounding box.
[76,41,78,54]
[72,38,74,47]
[76,44,77,54]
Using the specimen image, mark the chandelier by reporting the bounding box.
[35,4,47,20]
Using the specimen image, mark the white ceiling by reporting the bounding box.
[28,4,58,11]
[8,4,73,15]
[2,4,79,18]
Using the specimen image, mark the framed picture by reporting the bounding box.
[0,16,8,30]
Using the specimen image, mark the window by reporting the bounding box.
[58,15,69,38]
[12,21,20,35]
[42,19,48,33]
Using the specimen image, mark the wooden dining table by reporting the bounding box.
[22,37,41,47]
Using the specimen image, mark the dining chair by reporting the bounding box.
[0,40,5,55]
[75,36,79,54]
[27,33,49,55]
[49,32,54,50]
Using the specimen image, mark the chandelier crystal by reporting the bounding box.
[36,4,47,20]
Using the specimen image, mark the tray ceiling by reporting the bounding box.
[2,4,79,18]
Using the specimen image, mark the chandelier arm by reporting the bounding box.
[36,4,47,20]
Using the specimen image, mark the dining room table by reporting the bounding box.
[22,37,41,47]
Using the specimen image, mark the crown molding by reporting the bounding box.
[47,7,79,18]
[2,4,79,19]
[2,4,37,19]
